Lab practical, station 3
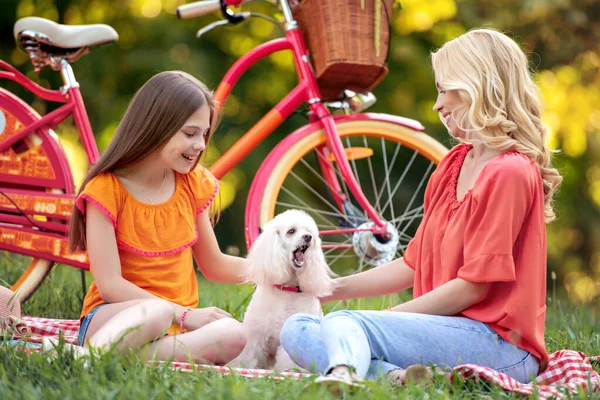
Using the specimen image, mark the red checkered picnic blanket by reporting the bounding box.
[19,316,600,397]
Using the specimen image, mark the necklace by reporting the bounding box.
[124,169,167,205]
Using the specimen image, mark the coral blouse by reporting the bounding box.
[403,144,549,368]
[76,167,218,330]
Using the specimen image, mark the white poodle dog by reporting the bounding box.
[230,209,335,370]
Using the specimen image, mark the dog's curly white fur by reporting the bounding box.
[229,210,334,370]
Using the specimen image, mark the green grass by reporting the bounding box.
[2,264,600,399]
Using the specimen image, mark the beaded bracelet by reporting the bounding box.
[180,306,191,334]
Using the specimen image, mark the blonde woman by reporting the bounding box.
[280,29,562,388]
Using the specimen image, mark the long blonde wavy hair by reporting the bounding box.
[431,28,562,222]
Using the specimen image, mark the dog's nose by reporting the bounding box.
[303,234,312,243]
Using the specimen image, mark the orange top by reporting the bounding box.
[76,167,218,333]
[404,144,549,368]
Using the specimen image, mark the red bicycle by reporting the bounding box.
[0,0,448,302]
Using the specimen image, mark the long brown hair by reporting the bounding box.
[69,71,216,252]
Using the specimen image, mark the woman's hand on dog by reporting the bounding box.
[184,307,233,330]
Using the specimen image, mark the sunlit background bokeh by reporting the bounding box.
[1,0,599,306]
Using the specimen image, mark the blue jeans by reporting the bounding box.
[280,310,540,383]
[78,304,107,346]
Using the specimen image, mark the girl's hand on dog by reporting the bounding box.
[184,307,233,330]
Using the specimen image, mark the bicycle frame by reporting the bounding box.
[0,61,99,166]
[0,4,390,270]
[0,60,94,268]
[209,19,389,236]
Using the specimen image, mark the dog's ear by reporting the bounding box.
[297,236,336,297]
[245,222,292,286]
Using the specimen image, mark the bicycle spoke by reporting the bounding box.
[379,150,419,216]
[287,170,353,225]
[394,165,434,256]
[327,245,354,266]
[279,186,341,230]
[313,147,352,202]
[322,253,359,258]
[313,147,365,220]
[377,139,403,222]
[391,214,424,230]
[397,162,434,236]
[323,236,353,256]
[380,137,396,223]
[317,225,351,233]
[389,205,425,237]
[387,205,423,223]
[396,242,409,258]
[356,256,367,273]
[375,141,402,206]
[275,201,353,219]
[363,135,381,213]
[396,231,416,242]
[297,157,340,195]
[298,156,352,210]
[345,136,362,190]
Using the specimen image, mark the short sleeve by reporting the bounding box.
[75,173,120,228]
[186,166,219,214]
[457,155,535,283]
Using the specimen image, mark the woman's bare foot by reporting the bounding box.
[386,368,406,386]
[314,365,365,394]
[405,364,434,383]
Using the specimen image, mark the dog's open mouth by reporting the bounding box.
[292,244,309,268]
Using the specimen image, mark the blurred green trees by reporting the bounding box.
[1,0,599,305]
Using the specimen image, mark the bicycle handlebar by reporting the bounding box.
[177,0,221,19]
[177,0,248,19]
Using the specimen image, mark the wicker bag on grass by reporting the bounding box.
[293,0,395,100]
[0,286,31,339]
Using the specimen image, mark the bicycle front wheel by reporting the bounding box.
[246,115,448,275]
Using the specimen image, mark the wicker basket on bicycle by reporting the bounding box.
[292,0,394,100]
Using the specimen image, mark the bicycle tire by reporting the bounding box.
[245,114,448,275]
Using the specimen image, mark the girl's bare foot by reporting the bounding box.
[42,337,91,367]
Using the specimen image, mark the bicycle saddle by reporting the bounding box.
[14,17,118,50]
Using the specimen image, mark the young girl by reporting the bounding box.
[280,29,563,387]
[68,71,247,364]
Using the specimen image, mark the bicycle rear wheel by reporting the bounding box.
[0,89,73,302]
[246,115,448,275]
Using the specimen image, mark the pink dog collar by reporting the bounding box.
[273,284,302,293]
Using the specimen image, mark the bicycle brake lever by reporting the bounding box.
[196,20,230,38]
[196,12,252,38]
